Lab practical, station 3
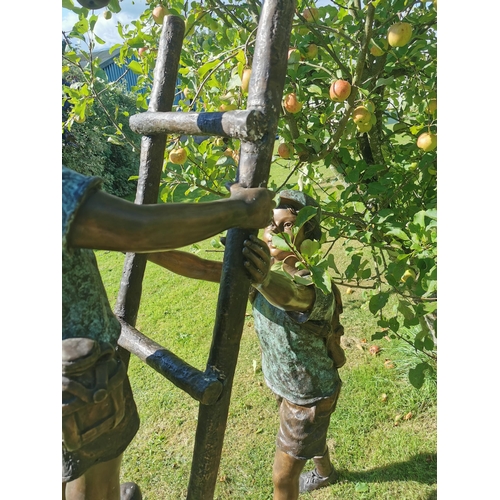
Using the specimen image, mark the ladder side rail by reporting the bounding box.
[186,1,296,498]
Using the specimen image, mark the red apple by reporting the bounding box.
[277,143,293,159]
[329,79,351,102]
[283,93,302,114]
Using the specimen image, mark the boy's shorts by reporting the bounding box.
[62,339,140,483]
[275,382,341,460]
[62,373,139,482]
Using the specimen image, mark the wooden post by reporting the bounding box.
[114,15,185,352]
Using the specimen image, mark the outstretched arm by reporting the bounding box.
[242,235,315,312]
[146,250,222,283]
[68,184,274,253]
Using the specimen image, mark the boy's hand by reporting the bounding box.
[228,184,275,229]
[242,235,271,286]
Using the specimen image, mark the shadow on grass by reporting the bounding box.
[338,452,437,485]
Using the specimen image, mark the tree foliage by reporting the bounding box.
[62,0,437,385]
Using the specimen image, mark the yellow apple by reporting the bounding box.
[426,98,437,115]
[329,79,351,102]
[283,93,302,114]
[219,103,238,111]
[401,269,416,283]
[352,106,372,125]
[356,122,372,133]
[387,22,413,47]
[183,87,194,99]
[305,43,318,60]
[302,7,319,22]
[370,43,384,57]
[417,132,437,152]
[288,48,301,64]
[103,10,112,20]
[152,6,166,25]
[241,68,252,93]
[169,148,187,164]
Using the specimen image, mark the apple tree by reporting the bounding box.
[62,0,437,386]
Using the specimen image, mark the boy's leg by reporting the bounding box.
[65,454,122,500]
[272,449,306,500]
[312,446,335,477]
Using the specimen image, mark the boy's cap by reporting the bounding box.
[277,190,322,240]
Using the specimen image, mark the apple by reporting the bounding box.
[401,269,416,283]
[417,132,437,152]
[214,137,225,147]
[356,122,372,133]
[169,147,187,164]
[365,100,375,114]
[76,0,110,8]
[183,87,194,99]
[426,98,437,114]
[370,43,384,57]
[352,106,371,125]
[152,6,166,25]
[283,93,302,114]
[241,68,252,93]
[277,142,293,159]
[74,114,86,124]
[288,48,301,64]
[329,79,351,102]
[103,10,112,20]
[305,43,318,60]
[138,47,147,58]
[219,103,238,111]
[387,22,413,47]
[302,7,319,22]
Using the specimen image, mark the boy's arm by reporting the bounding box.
[146,251,222,283]
[243,235,315,312]
[67,184,274,253]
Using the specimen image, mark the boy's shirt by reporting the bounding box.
[62,166,121,344]
[252,280,341,405]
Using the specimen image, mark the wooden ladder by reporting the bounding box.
[115,1,295,498]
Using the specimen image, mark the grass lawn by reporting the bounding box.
[94,155,436,499]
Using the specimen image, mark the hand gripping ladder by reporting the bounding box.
[115,2,295,498]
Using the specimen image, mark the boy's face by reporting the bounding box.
[262,207,305,262]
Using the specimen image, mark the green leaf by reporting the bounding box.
[408,362,432,389]
[74,18,89,34]
[300,239,320,257]
[108,0,122,14]
[271,234,290,252]
[386,227,409,241]
[295,205,318,231]
[369,292,389,314]
[307,84,323,95]
[128,61,143,75]
[311,267,332,295]
[199,59,221,80]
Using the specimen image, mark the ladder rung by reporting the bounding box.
[118,318,223,405]
[130,109,267,141]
